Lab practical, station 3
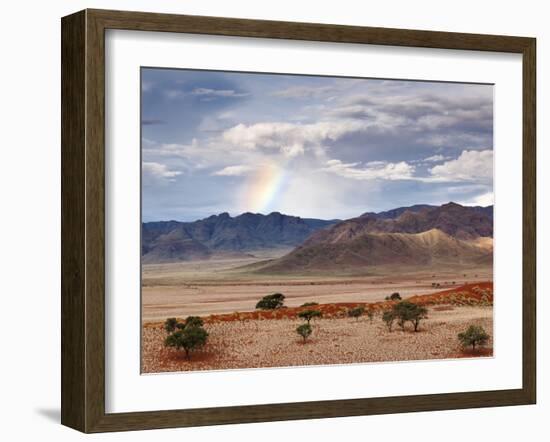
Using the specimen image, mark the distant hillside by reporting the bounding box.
[361,204,435,220]
[254,229,493,274]
[361,203,493,223]
[354,202,492,240]
[142,212,338,263]
[251,203,493,274]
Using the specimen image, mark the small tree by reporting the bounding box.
[393,301,428,332]
[382,310,395,331]
[366,309,374,323]
[164,326,208,360]
[348,306,365,321]
[458,325,490,351]
[296,323,312,343]
[298,309,322,324]
[300,302,319,307]
[410,305,428,331]
[256,293,285,310]
[385,292,402,301]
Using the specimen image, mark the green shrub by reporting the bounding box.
[296,323,313,342]
[382,301,428,332]
[164,325,208,360]
[256,293,285,310]
[348,306,365,321]
[300,302,319,307]
[393,301,428,332]
[298,309,322,324]
[458,325,490,351]
[385,292,402,301]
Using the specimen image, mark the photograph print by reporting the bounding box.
[141,68,494,373]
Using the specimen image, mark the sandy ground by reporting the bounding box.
[142,305,493,373]
[142,257,492,321]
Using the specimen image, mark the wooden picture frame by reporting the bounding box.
[61,8,536,433]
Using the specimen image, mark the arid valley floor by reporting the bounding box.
[141,253,493,373]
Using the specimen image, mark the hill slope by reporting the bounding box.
[254,228,493,274]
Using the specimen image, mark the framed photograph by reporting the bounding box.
[61,9,536,433]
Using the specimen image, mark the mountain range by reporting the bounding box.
[142,212,338,263]
[142,202,493,271]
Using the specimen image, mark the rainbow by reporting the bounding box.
[241,163,287,213]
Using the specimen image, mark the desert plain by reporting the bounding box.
[141,251,493,373]
[142,251,492,320]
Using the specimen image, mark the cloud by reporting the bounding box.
[429,150,493,182]
[328,89,493,150]
[271,85,338,99]
[163,89,185,99]
[422,154,447,163]
[164,88,249,100]
[221,120,367,158]
[212,165,253,176]
[336,92,492,124]
[142,162,181,183]
[191,88,249,98]
[141,81,154,92]
[322,159,416,181]
[461,191,494,206]
[470,192,495,207]
[327,104,377,120]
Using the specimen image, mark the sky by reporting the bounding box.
[141,68,493,222]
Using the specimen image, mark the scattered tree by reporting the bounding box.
[298,309,322,324]
[300,302,319,307]
[366,309,374,323]
[385,292,402,301]
[296,323,313,343]
[393,301,428,332]
[409,305,428,332]
[382,310,395,331]
[256,293,285,310]
[382,301,428,332]
[458,325,490,351]
[348,306,365,321]
[164,326,208,360]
